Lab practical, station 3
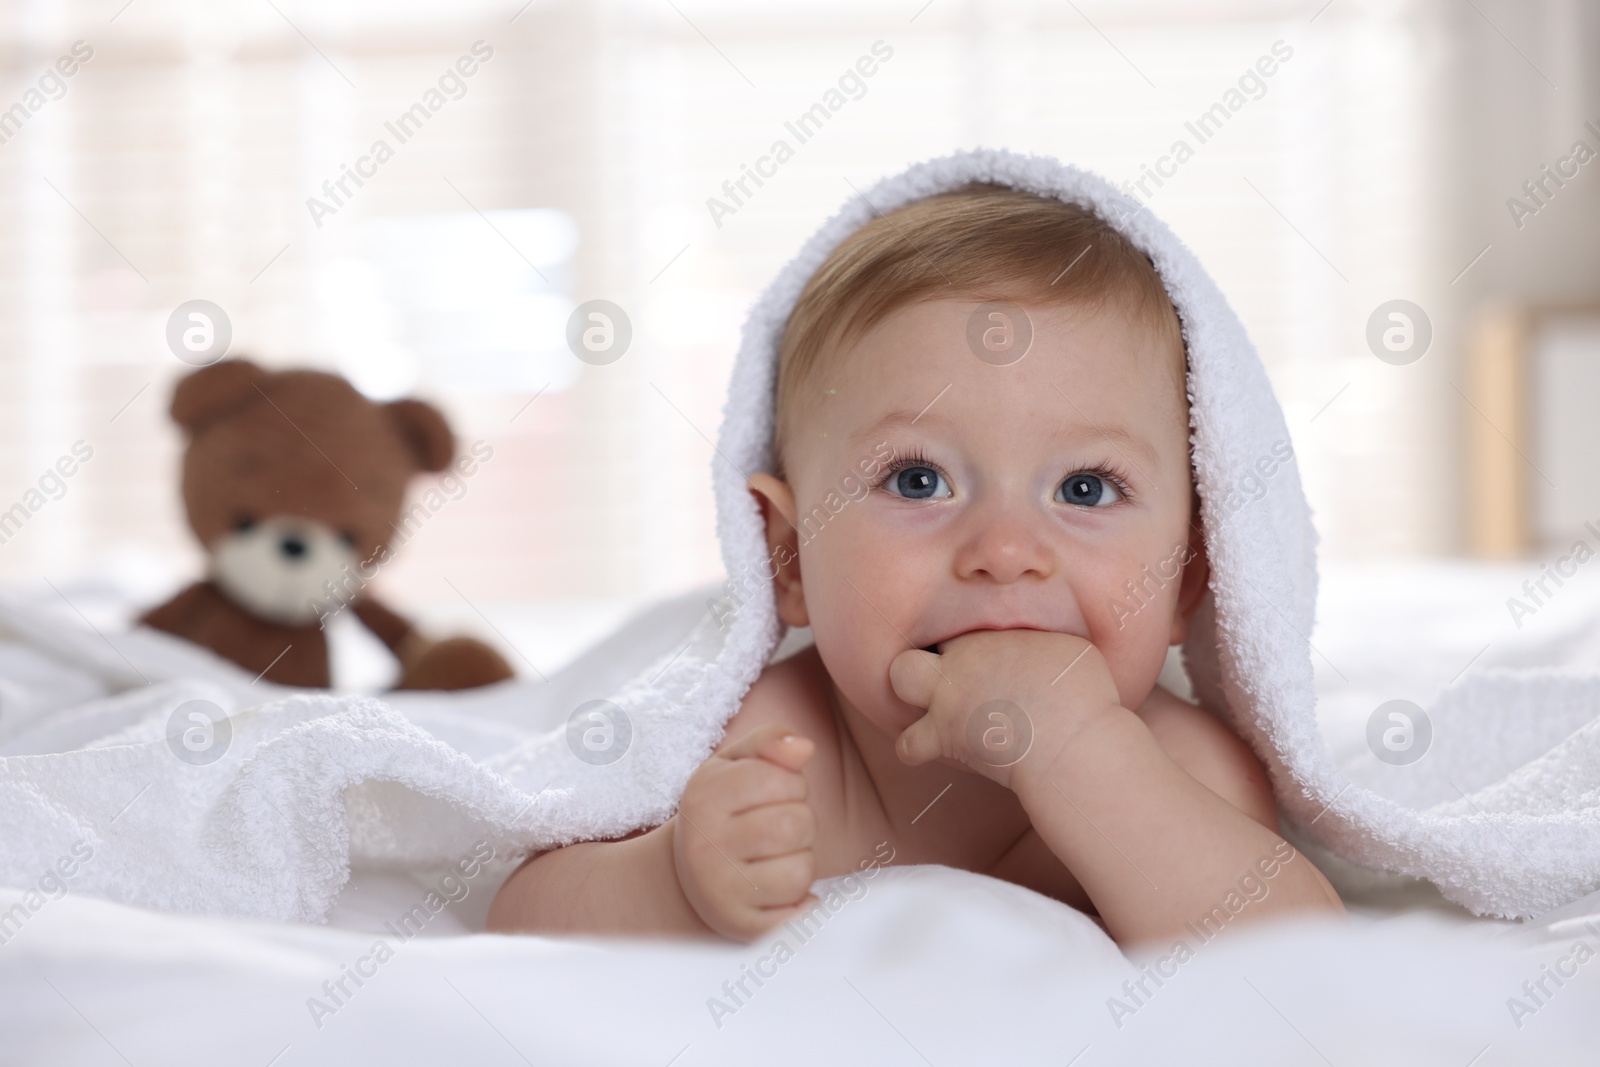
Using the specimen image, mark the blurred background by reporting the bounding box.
[0,0,1596,679]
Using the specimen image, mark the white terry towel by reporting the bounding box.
[1,149,1597,923]
[696,149,1600,920]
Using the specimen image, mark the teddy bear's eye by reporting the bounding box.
[234,514,256,533]
[338,530,358,549]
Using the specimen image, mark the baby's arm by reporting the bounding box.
[1016,690,1343,944]
[485,823,701,937]
[487,722,818,939]
[892,631,1342,945]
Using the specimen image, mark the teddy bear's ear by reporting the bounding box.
[171,359,269,432]
[385,399,455,472]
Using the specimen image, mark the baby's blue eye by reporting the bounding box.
[1057,473,1121,507]
[890,466,950,500]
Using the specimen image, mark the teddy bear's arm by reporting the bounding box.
[138,581,226,636]
[351,595,514,691]
[139,580,333,687]
[350,596,417,657]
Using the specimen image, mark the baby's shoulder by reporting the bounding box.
[712,645,837,755]
[1134,686,1278,830]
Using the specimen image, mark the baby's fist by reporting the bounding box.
[672,723,818,941]
[889,630,1121,790]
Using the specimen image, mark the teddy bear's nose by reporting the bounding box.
[279,536,308,561]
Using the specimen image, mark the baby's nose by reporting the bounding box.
[279,535,308,561]
[953,513,1057,583]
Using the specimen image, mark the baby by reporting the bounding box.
[489,184,1343,945]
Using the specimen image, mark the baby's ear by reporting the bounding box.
[747,473,808,628]
[385,398,455,472]
[1169,519,1210,646]
[171,358,268,432]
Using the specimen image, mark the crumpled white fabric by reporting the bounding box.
[0,149,1596,922]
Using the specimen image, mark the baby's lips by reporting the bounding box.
[923,627,1090,653]
[917,626,1036,654]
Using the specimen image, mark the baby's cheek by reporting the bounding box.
[809,595,910,728]
[1083,571,1178,707]
[801,531,922,723]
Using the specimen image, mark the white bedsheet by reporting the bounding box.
[3,558,1600,1063]
[3,867,1595,1066]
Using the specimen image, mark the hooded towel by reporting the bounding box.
[1,149,1597,922]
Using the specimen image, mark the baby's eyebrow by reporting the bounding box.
[1062,424,1161,473]
[852,409,945,442]
[851,409,1161,473]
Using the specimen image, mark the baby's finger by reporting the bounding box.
[724,801,815,859]
[710,757,809,813]
[716,723,816,773]
[720,893,823,943]
[895,711,944,767]
[742,850,816,907]
[756,892,822,930]
[889,648,943,709]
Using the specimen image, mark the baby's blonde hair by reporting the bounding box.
[774,183,1186,466]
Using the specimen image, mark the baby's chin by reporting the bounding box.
[862,703,923,741]
[826,671,922,739]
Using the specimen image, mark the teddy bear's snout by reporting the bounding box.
[209,516,362,627]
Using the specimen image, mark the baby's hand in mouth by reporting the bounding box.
[888,630,1123,791]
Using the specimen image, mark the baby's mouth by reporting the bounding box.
[918,625,1068,655]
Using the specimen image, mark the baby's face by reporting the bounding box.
[762,297,1202,736]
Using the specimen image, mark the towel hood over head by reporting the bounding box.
[677,148,1598,919]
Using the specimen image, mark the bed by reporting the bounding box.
[2,558,1598,1065]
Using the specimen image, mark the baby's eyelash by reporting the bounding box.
[1066,463,1136,504]
[874,448,948,491]
[873,449,1136,504]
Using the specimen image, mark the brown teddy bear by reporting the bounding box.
[140,358,514,691]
